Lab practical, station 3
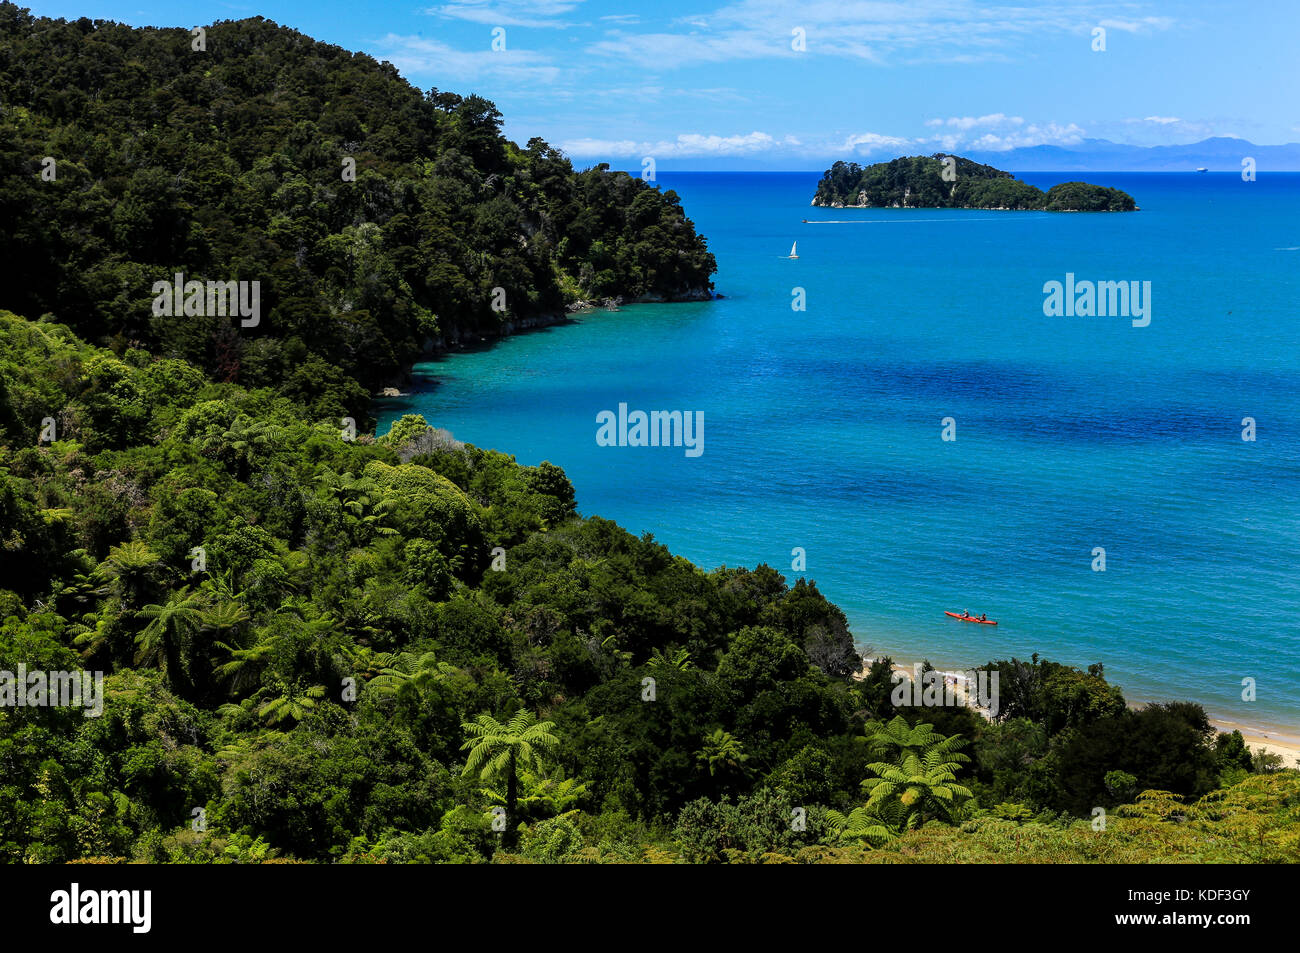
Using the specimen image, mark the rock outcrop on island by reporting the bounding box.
[812,155,1138,211]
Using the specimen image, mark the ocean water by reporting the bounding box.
[379,171,1300,736]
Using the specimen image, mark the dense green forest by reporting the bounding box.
[813,155,1138,211]
[0,4,715,421]
[0,7,1294,864]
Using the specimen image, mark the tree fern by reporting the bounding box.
[858,715,973,830]
[460,710,560,842]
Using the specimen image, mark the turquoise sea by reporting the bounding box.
[379,171,1300,738]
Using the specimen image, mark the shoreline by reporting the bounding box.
[381,291,715,391]
[856,651,1300,769]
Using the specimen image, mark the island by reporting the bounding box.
[812,154,1138,211]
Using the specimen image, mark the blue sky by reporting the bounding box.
[28,1,1300,168]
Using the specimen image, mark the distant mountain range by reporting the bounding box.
[601,138,1300,174]
[964,137,1300,172]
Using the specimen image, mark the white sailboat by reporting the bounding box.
[788,242,799,259]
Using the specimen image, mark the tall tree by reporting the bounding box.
[99,541,161,609]
[135,587,204,689]
[460,710,559,841]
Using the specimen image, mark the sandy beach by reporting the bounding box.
[855,655,1300,769]
[1208,720,1300,769]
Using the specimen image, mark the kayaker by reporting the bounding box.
[980,613,986,622]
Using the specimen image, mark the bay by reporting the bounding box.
[380,170,1300,736]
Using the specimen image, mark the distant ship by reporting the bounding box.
[1196,167,1208,173]
[788,242,799,259]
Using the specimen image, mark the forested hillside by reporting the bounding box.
[0,7,1293,864]
[0,4,715,420]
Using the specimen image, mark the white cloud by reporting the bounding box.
[589,1,1178,69]
[588,27,779,65]
[669,132,794,154]
[960,122,1086,150]
[375,34,562,84]
[560,118,1092,160]
[841,131,913,152]
[839,118,1087,157]
[559,131,801,158]
[426,0,586,29]
[1142,115,1181,124]
[926,114,1025,131]
[1098,16,1174,33]
[587,84,750,103]
[559,137,643,156]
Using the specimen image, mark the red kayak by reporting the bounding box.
[945,611,998,625]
